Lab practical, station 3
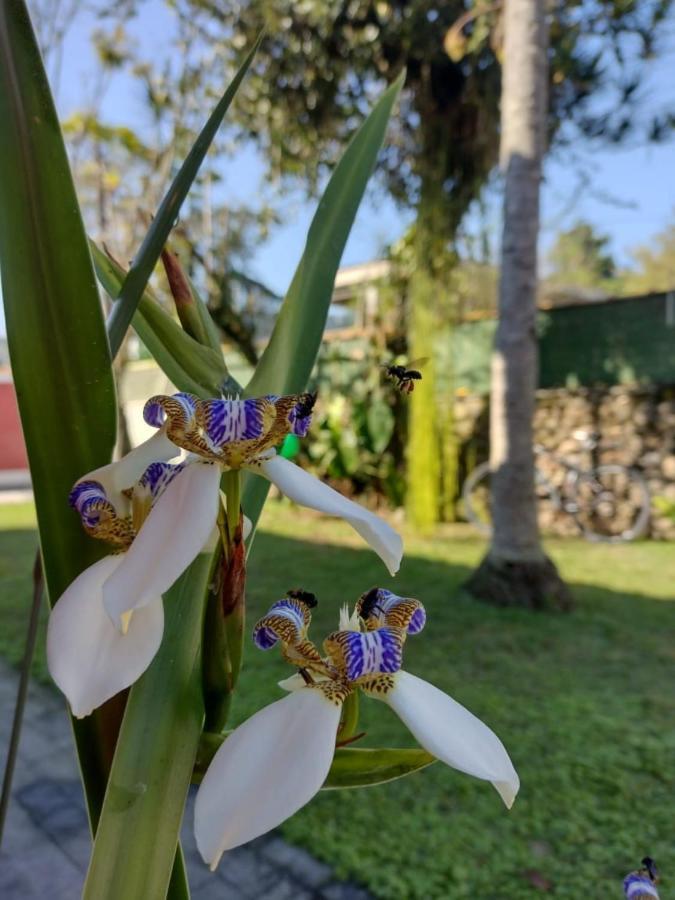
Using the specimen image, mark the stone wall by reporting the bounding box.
[454,385,675,539]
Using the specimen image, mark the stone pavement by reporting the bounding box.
[0,661,371,899]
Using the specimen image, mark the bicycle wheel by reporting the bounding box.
[462,463,561,536]
[571,465,650,542]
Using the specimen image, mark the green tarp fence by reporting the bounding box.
[450,291,675,395]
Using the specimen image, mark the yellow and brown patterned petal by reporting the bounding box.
[356,588,426,635]
[143,393,215,459]
[69,481,134,550]
[252,592,323,667]
[311,678,353,707]
[143,391,317,469]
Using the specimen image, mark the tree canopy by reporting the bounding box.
[545,221,616,292]
[150,0,675,246]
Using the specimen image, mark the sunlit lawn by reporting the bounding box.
[1,500,674,898]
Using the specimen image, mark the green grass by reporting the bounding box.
[2,500,674,897]
[0,503,48,679]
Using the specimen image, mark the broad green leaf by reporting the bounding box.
[83,554,213,900]
[0,0,117,823]
[91,241,230,397]
[242,73,404,532]
[106,34,263,356]
[323,747,436,789]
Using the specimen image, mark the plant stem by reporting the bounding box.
[203,471,245,732]
[222,471,241,552]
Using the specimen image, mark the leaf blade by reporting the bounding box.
[242,73,404,532]
[91,241,231,397]
[83,554,212,900]
[323,747,436,790]
[106,33,263,356]
[0,0,117,824]
[192,736,435,789]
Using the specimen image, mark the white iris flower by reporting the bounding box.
[194,588,519,868]
[47,393,403,718]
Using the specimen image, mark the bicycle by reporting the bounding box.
[462,429,651,543]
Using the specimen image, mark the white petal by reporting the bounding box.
[46,555,164,718]
[82,428,180,507]
[103,461,220,627]
[195,688,341,867]
[378,671,519,808]
[277,672,332,692]
[278,672,307,692]
[256,455,403,575]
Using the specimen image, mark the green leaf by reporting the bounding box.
[0,0,117,823]
[242,73,404,533]
[323,747,436,789]
[246,73,403,399]
[193,733,434,789]
[106,34,263,356]
[91,241,230,397]
[83,553,213,900]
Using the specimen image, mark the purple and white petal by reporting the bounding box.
[194,687,341,867]
[253,598,309,650]
[69,481,118,531]
[103,461,220,627]
[324,628,404,681]
[254,454,403,576]
[369,670,520,808]
[200,397,268,444]
[47,555,164,718]
[144,392,198,429]
[136,460,188,502]
[79,429,180,509]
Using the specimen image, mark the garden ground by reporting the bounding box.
[1,500,673,898]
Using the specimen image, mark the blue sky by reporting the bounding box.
[1,1,674,335]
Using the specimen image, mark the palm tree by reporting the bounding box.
[465,0,572,609]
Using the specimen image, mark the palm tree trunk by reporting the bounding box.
[465,0,572,609]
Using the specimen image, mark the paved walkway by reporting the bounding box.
[0,661,370,899]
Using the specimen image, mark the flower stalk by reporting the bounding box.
[203,471,246,731]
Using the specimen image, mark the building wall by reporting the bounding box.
[0,379,29,471]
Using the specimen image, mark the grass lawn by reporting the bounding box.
[1,499,674,897]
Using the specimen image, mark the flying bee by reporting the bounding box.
[381,358,428,394]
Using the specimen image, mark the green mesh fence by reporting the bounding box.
[451,292,675,394]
